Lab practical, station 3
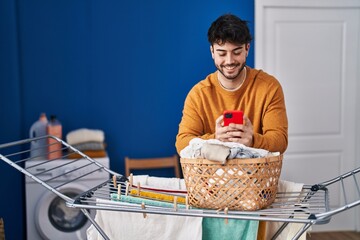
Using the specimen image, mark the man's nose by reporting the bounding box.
[225,54,235,64]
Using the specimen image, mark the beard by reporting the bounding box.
[216,62,246,80]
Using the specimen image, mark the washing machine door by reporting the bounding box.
[35,184,94,240]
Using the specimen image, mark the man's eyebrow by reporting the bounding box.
[232,46,243,51]
[215,46,243,52]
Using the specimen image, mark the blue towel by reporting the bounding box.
[202,217,258,240]
[111,193,187,209]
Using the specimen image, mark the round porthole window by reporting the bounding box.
[48,192,88,232]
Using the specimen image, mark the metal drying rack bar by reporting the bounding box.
[0,136,359,240]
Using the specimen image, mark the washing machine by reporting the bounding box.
[25,157,109,240]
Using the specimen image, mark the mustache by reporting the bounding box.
[221,63,240,68]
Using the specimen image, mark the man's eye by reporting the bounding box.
[218,53,226,57]
[234,51,241,55]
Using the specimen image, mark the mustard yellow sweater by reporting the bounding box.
[176,67,288,154]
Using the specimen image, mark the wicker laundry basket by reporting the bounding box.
[180,154,283,211]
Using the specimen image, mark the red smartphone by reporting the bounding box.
[223,110,243,126]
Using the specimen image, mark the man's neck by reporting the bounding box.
[218,67,247,91]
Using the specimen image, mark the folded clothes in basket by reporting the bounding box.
[180,138,277,163]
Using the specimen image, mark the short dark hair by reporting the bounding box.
[207,14,253,46]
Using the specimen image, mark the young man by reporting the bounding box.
[176,14,288,154]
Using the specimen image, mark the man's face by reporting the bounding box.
[211,42,250,81]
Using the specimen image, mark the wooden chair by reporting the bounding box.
[125,154,181,178]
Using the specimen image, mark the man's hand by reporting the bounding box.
[215,115,254,147]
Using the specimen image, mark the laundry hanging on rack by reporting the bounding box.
[265,180,308,240]
[87,175,260,240]
[202,217,258,240]
[87,198,203,240]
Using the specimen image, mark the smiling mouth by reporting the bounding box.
[223,64,239,70]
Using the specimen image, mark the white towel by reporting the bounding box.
[87,209,203,240]
[131,175,149,186]
[265,180,309,240]
[86,181,202,240]
[66,128,105,145]
[147,176,186,191]
[131,175,187,191]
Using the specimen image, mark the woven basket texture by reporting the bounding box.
[180,154,283,211]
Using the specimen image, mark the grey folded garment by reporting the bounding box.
[72,141,105,151]
[228,147,263,159]
[200,143,230,164]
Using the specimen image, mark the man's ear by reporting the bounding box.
[210,45,214,59]
[245,43,250,57]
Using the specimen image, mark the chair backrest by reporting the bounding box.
[125,154,181,178]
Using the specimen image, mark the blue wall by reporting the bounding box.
[0,1,254,239]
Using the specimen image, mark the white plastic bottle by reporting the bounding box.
[29,113,48,159]
[47,115,63,160]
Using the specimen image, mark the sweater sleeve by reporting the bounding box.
[252,85,288,153]
[175,90,215,154]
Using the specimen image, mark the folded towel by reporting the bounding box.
[67,150,107,159]
[72,141,105,151]
[66,128,105,145]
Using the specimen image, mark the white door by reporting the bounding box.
[255,0,360,232]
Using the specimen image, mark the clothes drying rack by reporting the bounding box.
[0,136,359,240]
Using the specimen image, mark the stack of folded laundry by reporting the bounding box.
[66,128,107,159]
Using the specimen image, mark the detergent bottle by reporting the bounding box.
[29,113,48,159]
[47,115,63,160]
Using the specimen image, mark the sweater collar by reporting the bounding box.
[212,66,251,95]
